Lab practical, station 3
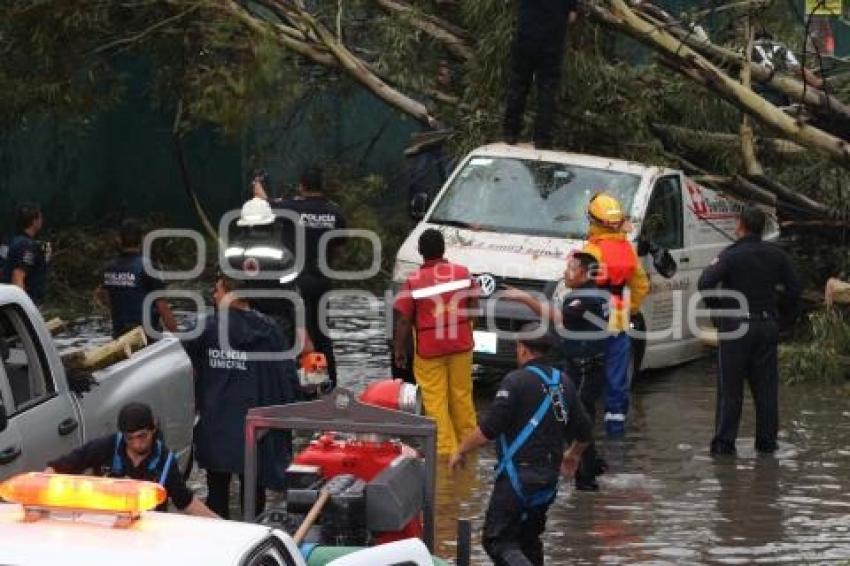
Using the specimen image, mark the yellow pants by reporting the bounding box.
[413,349,478,455]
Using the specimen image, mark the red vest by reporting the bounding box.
[592,238,637,294]
[406,260,474,358]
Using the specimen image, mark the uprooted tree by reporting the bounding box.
[2,0,849,230]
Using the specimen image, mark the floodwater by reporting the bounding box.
[63,297,850,564]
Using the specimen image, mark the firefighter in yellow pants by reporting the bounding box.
[393,229,478,455]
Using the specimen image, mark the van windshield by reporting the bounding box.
[429,157,641,238]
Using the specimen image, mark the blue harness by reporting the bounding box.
[495,366,567,509]
[111,432,174,486]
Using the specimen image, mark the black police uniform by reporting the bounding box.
[559,281,608,488]
[47,433,192,512]
[101,252,166,339]
[225,223,298,350]
[1,234,48,304]
[479,359,593,566]
[698,234,801,454]
[503,0,578,148]
[274,195,347,387]
[182,307,296,519]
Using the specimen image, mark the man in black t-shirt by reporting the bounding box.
[46,402,217,518]
[449,323,592,566]
[254,167,347,387]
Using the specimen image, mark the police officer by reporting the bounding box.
[449,323,592,566]
[503,0,578,148]
[583,193,650,437]
[95,219,177,339]
[254,167,347,387]
[224,197,312,355]
[45,402,217,518]
[698,206,800,455]
[2,203,49,305]
[504,251,608,490]
[182,274,297,519]
[393,229,478,456]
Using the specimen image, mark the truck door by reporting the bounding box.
[0,365,26,480]
[0,305,80,471]
[640,175,693,358]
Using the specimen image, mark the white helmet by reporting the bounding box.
[236,197,276,227]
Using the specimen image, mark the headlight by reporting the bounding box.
[392,259,419,282]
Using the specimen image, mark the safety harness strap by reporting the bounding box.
[111,432,168,486]
[495,366,563,509]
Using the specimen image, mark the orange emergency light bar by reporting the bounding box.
[0,472,166,515]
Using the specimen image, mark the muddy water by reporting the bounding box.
[330,297,850,565]
[64,298,850,564]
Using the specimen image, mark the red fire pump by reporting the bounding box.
[283,379,425,546]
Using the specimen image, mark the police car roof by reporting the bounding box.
[0,503,289,566]
[470,143,661,178]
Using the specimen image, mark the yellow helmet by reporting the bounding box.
[587,192,625,229]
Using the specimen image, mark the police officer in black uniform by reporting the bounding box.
[450,322,592,566]
[1,203,49,305]
[45,402,217,517]
[698,206,801,455]
[224,195,307,354]
[182,274,297,519]
[254,167,347,387]
[503,0,579,148]
[96,219,177,339]
[504,252,608,491]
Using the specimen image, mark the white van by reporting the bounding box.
[391,143,778,373]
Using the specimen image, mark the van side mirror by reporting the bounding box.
[0,403,7,433]
[410,193,430,220]
[651,245,677,279]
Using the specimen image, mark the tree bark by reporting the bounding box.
[604,0,850,168]
[374,0,475,61]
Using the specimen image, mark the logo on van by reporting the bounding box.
[475,274,498,297]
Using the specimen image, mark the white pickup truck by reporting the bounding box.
[0,284,194,478]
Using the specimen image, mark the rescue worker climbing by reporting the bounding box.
[583,192,649,437]
[393,228,478,456]
[46,402,217,518]
[449,323,592,566]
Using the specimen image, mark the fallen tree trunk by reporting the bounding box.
[603,0,850,168]
[651,123,807,154]
[630,2,850,127]
[61,327,147,372]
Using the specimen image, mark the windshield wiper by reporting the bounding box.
[430,218,473,228]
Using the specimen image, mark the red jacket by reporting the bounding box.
[394,258,475,358]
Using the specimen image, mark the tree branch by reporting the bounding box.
[373,0,475,61]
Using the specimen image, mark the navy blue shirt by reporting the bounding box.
[479,360,592,470]
[1,234,48,304]
[560,281,608,358]
[182,308,296,489]
[273,196,347,278]
[102,252,165,338]
[698,235,801,321]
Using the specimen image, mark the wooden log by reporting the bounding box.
[61,327,148,371]
[826,278,850,307]
[44,318,67,336]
